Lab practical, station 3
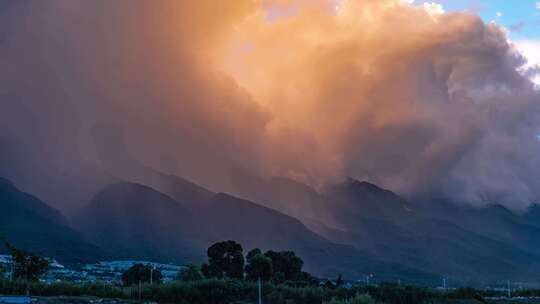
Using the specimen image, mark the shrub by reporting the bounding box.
[350,293,376,304]
[177,264,205,282]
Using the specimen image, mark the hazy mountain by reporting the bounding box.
[71,177,436,284]
[4,168,539,284]
[412,200,540,256]
[0,178,104,263]
[146,172,540,283]
[73,182,214,264]
[312,179,540,283]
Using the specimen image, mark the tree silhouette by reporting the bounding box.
[121,264,162,286]
[245,249,273,281]
[264,250,303,282]
[177,264,204,281]
[202,240,244,279]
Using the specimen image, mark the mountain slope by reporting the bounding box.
[0,178,104,263]
[73,182,214,264]
[201,192,437,283]
[413,200,540,256]
[317,179,540,283]
[73,178,437,283]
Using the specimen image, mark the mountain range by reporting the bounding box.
[1,172,539,286]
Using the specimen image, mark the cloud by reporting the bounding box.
[423,2,445,15]
[1,0,540,211]
[537,1,540,9]
[514,40,540,86]
[218,0,540,208]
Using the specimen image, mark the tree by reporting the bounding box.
[324,280,336,289]
[296,271,318,286]
[246,248,262,262]
[245,250,273,281]
[336,274,344,287]
[177,264,204,281]
[3,240,49,281]
[121,264,162,286]
[202,240,244,279]
[264,250,303,282]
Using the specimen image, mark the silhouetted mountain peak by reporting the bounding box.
[74,181,211,263]
[0,177,104,262]
[344,178,390,194]
[0,177,14,187]
[325,178,415,223]
[330,178,406,204]
[89,181,186,211]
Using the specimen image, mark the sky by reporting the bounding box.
[264,0,540,83]
[417,0,540,83]
[436,0,540,40]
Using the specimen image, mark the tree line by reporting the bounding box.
[123,240,318,287]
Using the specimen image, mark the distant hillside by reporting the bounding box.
[314,179,540,283]
[73,182,214,264]
[73,178,437,284]
[0,178,105,263]
[5,163,540,285]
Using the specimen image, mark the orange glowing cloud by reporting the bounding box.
[0,0,539,210]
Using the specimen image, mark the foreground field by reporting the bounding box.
[1,295,540,304]
[1,279,540,304]
[0,296,143,304]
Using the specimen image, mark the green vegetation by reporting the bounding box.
[245,249,273,282]
[3,278,538,304]
[177,264,205,282]
[326,293,376,304]
[202,240,245,279]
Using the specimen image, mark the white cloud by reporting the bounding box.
[496,12,503,18]
[514,40,540,86]
[536,1,540,9]
[423,2,444,15]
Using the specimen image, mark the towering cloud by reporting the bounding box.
[1,0,539,211]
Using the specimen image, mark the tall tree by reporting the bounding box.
[121,264,162,286]
[202,241,245,279]
[245,249,273,281]
[264,250,303,282]
[336,274,344,287]
[246,248,262,262]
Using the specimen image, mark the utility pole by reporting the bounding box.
[9,258,13,281]
[443,277,447,291]
[258,277,262,304]
[150,266,153,285]
[507,280,511,298]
